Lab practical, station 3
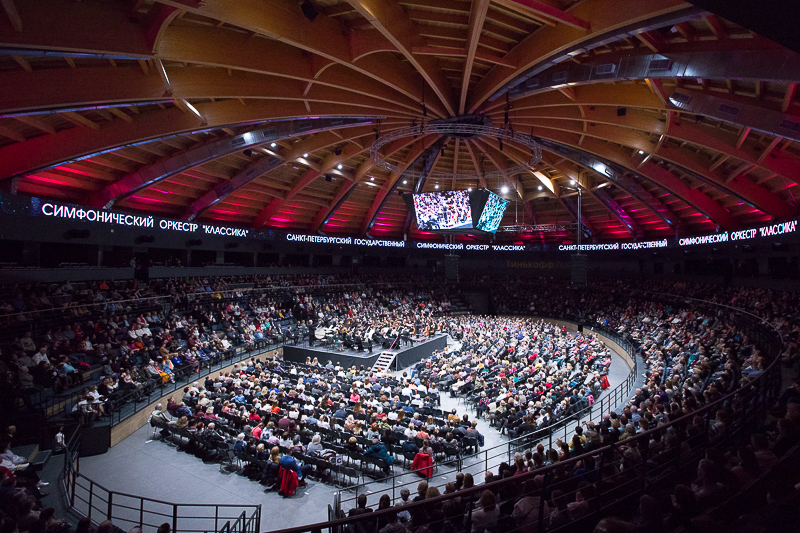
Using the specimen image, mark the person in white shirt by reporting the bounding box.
[32,347,50,367]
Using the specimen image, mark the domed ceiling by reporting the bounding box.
[1,0,799,243]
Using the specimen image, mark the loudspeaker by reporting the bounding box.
[570,253,588,286]
[444,254,459,282]
[134,235,155,244]
[577,324,584,333]
[79,424,110,457]
[616,107,627,116]
[300,0,318,21]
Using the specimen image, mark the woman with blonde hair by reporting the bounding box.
[269,446,281,463]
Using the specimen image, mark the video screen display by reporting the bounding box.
[476,192,509,233]
[412,190,473,231]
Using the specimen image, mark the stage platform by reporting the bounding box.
[282,334,448,370]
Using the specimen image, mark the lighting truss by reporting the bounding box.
[497,223,580,233]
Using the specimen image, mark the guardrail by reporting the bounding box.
[337,325,640,512]
[61,427,261,533]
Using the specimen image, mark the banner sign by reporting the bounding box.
[0,193,796,253]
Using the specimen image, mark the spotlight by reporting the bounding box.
[337,164,343,170]
[270,142,276,147]
[537,185,543,191]
[570,179,576,185]
[435,184,439,189]
[467,188,472,192]
[501,186,509,193]
[243,149,253,157]
[638,150,644,155]
[303,153,308,158]
[334,146,342,156]
[300,0,318,21]
[370,177,374,181]
[402,180,408,185]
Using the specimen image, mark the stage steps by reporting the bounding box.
[371,351,396,373]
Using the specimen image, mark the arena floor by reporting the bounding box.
[72,335,635,530]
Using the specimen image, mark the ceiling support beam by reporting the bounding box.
[735,127,751,149]
[494,0,590,31]
[15,115,56,134]
[464,140,488,189]
[451,138,460,189]
[757,137,782,163]
[154,58,173,95]
[1,0,22,32]
[62,112,100,131]
[361,135,443,236]
[410,46,515,68]
[782,82,797,113]
[460,0,490,115]
[344,0,456,116]
[253,143,366,227]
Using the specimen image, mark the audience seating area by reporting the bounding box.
[3,274,800,533]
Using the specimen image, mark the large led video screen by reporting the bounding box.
[412,190,473,231]
[475,191,509,233]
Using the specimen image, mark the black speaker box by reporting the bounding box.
[79,424,110,457]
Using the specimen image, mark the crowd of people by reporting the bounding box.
[1,273,799,533]
[414,191,473,231]
[336,280,800,533]
[413,317,613,440]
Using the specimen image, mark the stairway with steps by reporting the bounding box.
[371,351,396,373]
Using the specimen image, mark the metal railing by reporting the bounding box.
[285,294,782,533]
[337,325,640,512]
[61,427,261,533]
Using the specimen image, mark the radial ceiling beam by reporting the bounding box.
[62,112,100,131]
[467,0,691,112]
[252,142,366,227]
[0,124,25,143]
[530,127,737,228]
[311,134,420,233]
[460,0,490,115]
[155,0,443,117]
[0,6,430,116]
[1,0,22,33]
[185,126,377,220]
[343,0,456,116]
[89,117,372,209]
[15,115,55,134]
[499,98,800,184]
[471,138,534,220]
[0,67,415,118]
[411,46,516,68]
[494,0,590,31]
[0,99,386,181]
[540,148,675,227]
[311,180,358,234]
[783,82,797,113]
[451,138,460,189]
[471,138,525,198]
[464,140,488,189]
[489,104,800,219]
[360,134,443,236]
